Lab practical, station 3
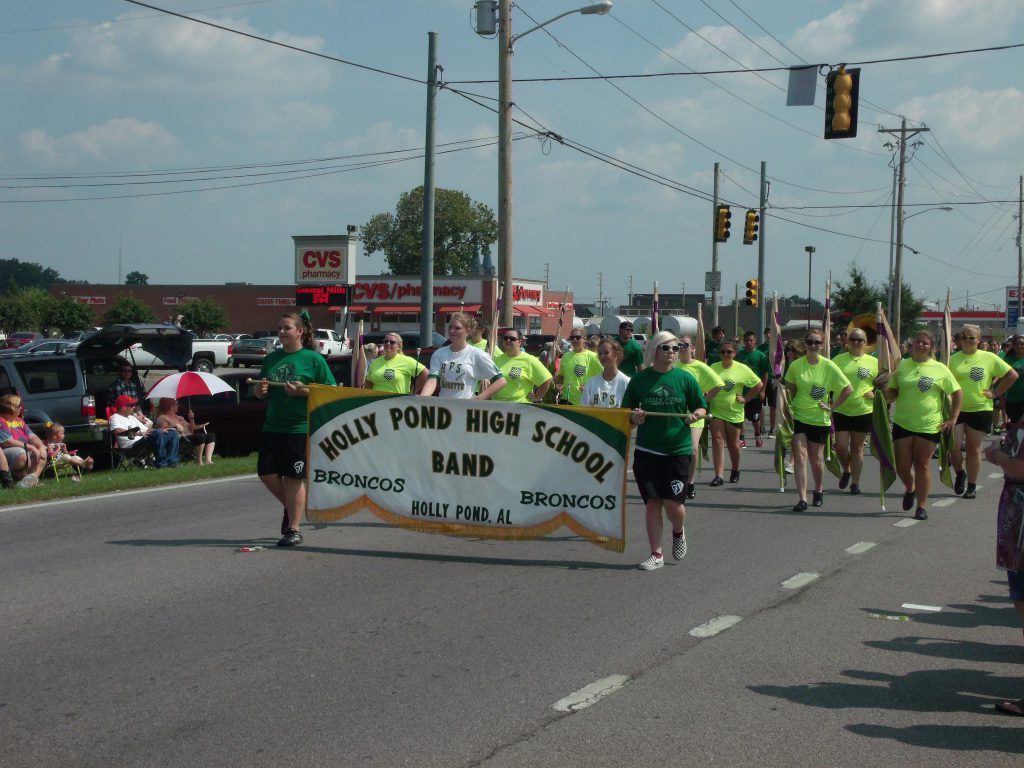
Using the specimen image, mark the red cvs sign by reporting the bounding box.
[303,250,341,268]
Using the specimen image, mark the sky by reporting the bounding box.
[1,0,1022,313]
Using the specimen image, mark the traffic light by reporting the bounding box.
[824,66,860,139]
[743,209,759,244]
[714,204,732,243]
[744,279,758,306]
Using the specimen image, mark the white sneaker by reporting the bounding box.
[638,553,664,571]
[672,534,687,561]
[784,460,794,475]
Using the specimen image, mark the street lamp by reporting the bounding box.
[481,1,613,327]
[890,205,953,334]
[805,245,815,330]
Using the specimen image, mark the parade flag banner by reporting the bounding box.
[771,294,785,378]
[870,303,898,509]
[305,386,632,551]
[651,282,660,336]
[937,289,954,487]
[353,318,366,388]
[822,279,832,360]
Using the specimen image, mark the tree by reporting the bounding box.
[0,287,56,333]
[897,280,927,338]
[362,186,498,275]
[45,297,95,337]
[102,295,157,325]
[179,297,229,336]
[0,258,64,289]
[832,265,885,318]
[124,271,149,286]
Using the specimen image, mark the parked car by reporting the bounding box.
[11,339,79,356]
[186,370,267,456]
[229,337,279,368]
[314,328,346,356]
[76,324,230,373]
[3,332,45,349]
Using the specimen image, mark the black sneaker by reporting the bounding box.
[686,483,696,500]
[849,483,862,495]
[709,476,724,487]
[954,470,967,496]
[729,470,741,483]
[0,470,14,489]
[280,508,289,536]
[812,491,824,507]
[963,485,977,499]
[792,499,808,512]
[914,507,928,521]
[838,471,851,490]
[903,490,915,511]
[277,528,303,547]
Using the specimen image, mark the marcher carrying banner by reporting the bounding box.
[938,288,954,488]
[870,302,899,511]
[771,293,794,490]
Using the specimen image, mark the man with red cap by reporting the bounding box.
[109,394,181,468]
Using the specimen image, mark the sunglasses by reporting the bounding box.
[679,342,692,348]
[569,335,583,340]
[805,340,823,346]
[849,338,866,343]
[659,344,681,352]
[502,335,520,342]
[382,340,399,346]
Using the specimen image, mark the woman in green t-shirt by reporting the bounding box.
[885,330,962,520]
[708,341,762,487]
[948,324,1017,498]
[256,311,337,547]
[831,328,878,495]
[364,332,428,394]
[783,330,853,512]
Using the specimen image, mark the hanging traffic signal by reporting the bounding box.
[824,66,860,139]
[744,279,758,306]
[743,209,759,244]
[714,204,732,243]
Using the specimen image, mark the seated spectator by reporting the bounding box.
[0,393,47,487]
[107,361,144,413]
[155,398,216,465]
[109,394,180,468]
[44,422,95,475]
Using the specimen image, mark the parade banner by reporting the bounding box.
[305,386,632,551]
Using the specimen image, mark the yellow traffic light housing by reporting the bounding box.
[744,279,758,306]
[714,204,732,243]
[824,66,860,139]
[743,209,759,244]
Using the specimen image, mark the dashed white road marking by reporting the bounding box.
[933,498,956,507]
[901,603,942,612]
[781,572,819,589]
[894,518,919,527]
[553,675,631,713]
[845,542,876,554]
[689,615,743,637]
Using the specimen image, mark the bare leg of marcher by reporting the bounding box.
[912,436,934,509]
[894,437,915,493]
[792,434,809,501]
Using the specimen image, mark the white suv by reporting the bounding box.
[315,329,345,356]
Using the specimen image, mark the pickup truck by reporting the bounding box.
[76,324,230,374]
[314,328,347,356]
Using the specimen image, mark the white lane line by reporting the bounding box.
[989,472,1004,479]
[6,474,252,512]
[901,603,942,612]
[781,572,819,589]
[553,675,631,713]
[933,498,956,508]
[845,542,876,554]
[689,615,743,638]
[894,518,919,527]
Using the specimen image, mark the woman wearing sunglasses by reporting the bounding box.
[948,324,1016,498]
[492,329,552,404]
[708,341,762,486]
[830,329,879,494]
[622,331,708,571]
[885,330,961,520]
[364,332,429,394]
[675,335,723,499]
[783,330,853,511]
[554,328,603,405]
[582,338,630,408]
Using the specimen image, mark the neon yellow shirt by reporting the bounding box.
[471,339,488,350]
[783,355,852,426]
[888,357,961,433]
[492,351,552,403]
[831,352,878,417]
[559,350,603,405]
[948,349,1012,413]
[676,359,724,429]
[366,354,425,394]
[709,361,759,424]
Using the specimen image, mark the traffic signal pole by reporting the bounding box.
[758,161,767,336]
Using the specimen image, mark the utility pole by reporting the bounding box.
[757,161,767,336]
[885,160,897,323]
[879,119,929,342]
[628,275,634,310]
[497,0,513,328]
[733,282,739,338]
[712,162,721,326]
[419,32,439,343]
[1017,174,1023,329]
[543,262,550,289]
[597,271,604,316]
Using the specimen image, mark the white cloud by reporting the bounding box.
[19,118,179,164]
[30,53,70,78]
[899,87,1024,151]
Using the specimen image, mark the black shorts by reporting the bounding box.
[892,424,940,443]
[793,419,831,445]
[188,432,216,446]
[766,378,778,403]
[257,432,308,479]
[744,398,763,422]
[1008,401,1024,423]
[833,412,872,434]
[632,450,690,504]
[957,410,992,433]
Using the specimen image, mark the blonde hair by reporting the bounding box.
[644,330,679,368]
[0,393,21,416]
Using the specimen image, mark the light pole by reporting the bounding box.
[890,205,953,332]
[486,1,612,327]
[805,245,815,330]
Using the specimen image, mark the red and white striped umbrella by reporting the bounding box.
[144,371,234,401]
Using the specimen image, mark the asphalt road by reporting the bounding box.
[2,438,1022,767]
